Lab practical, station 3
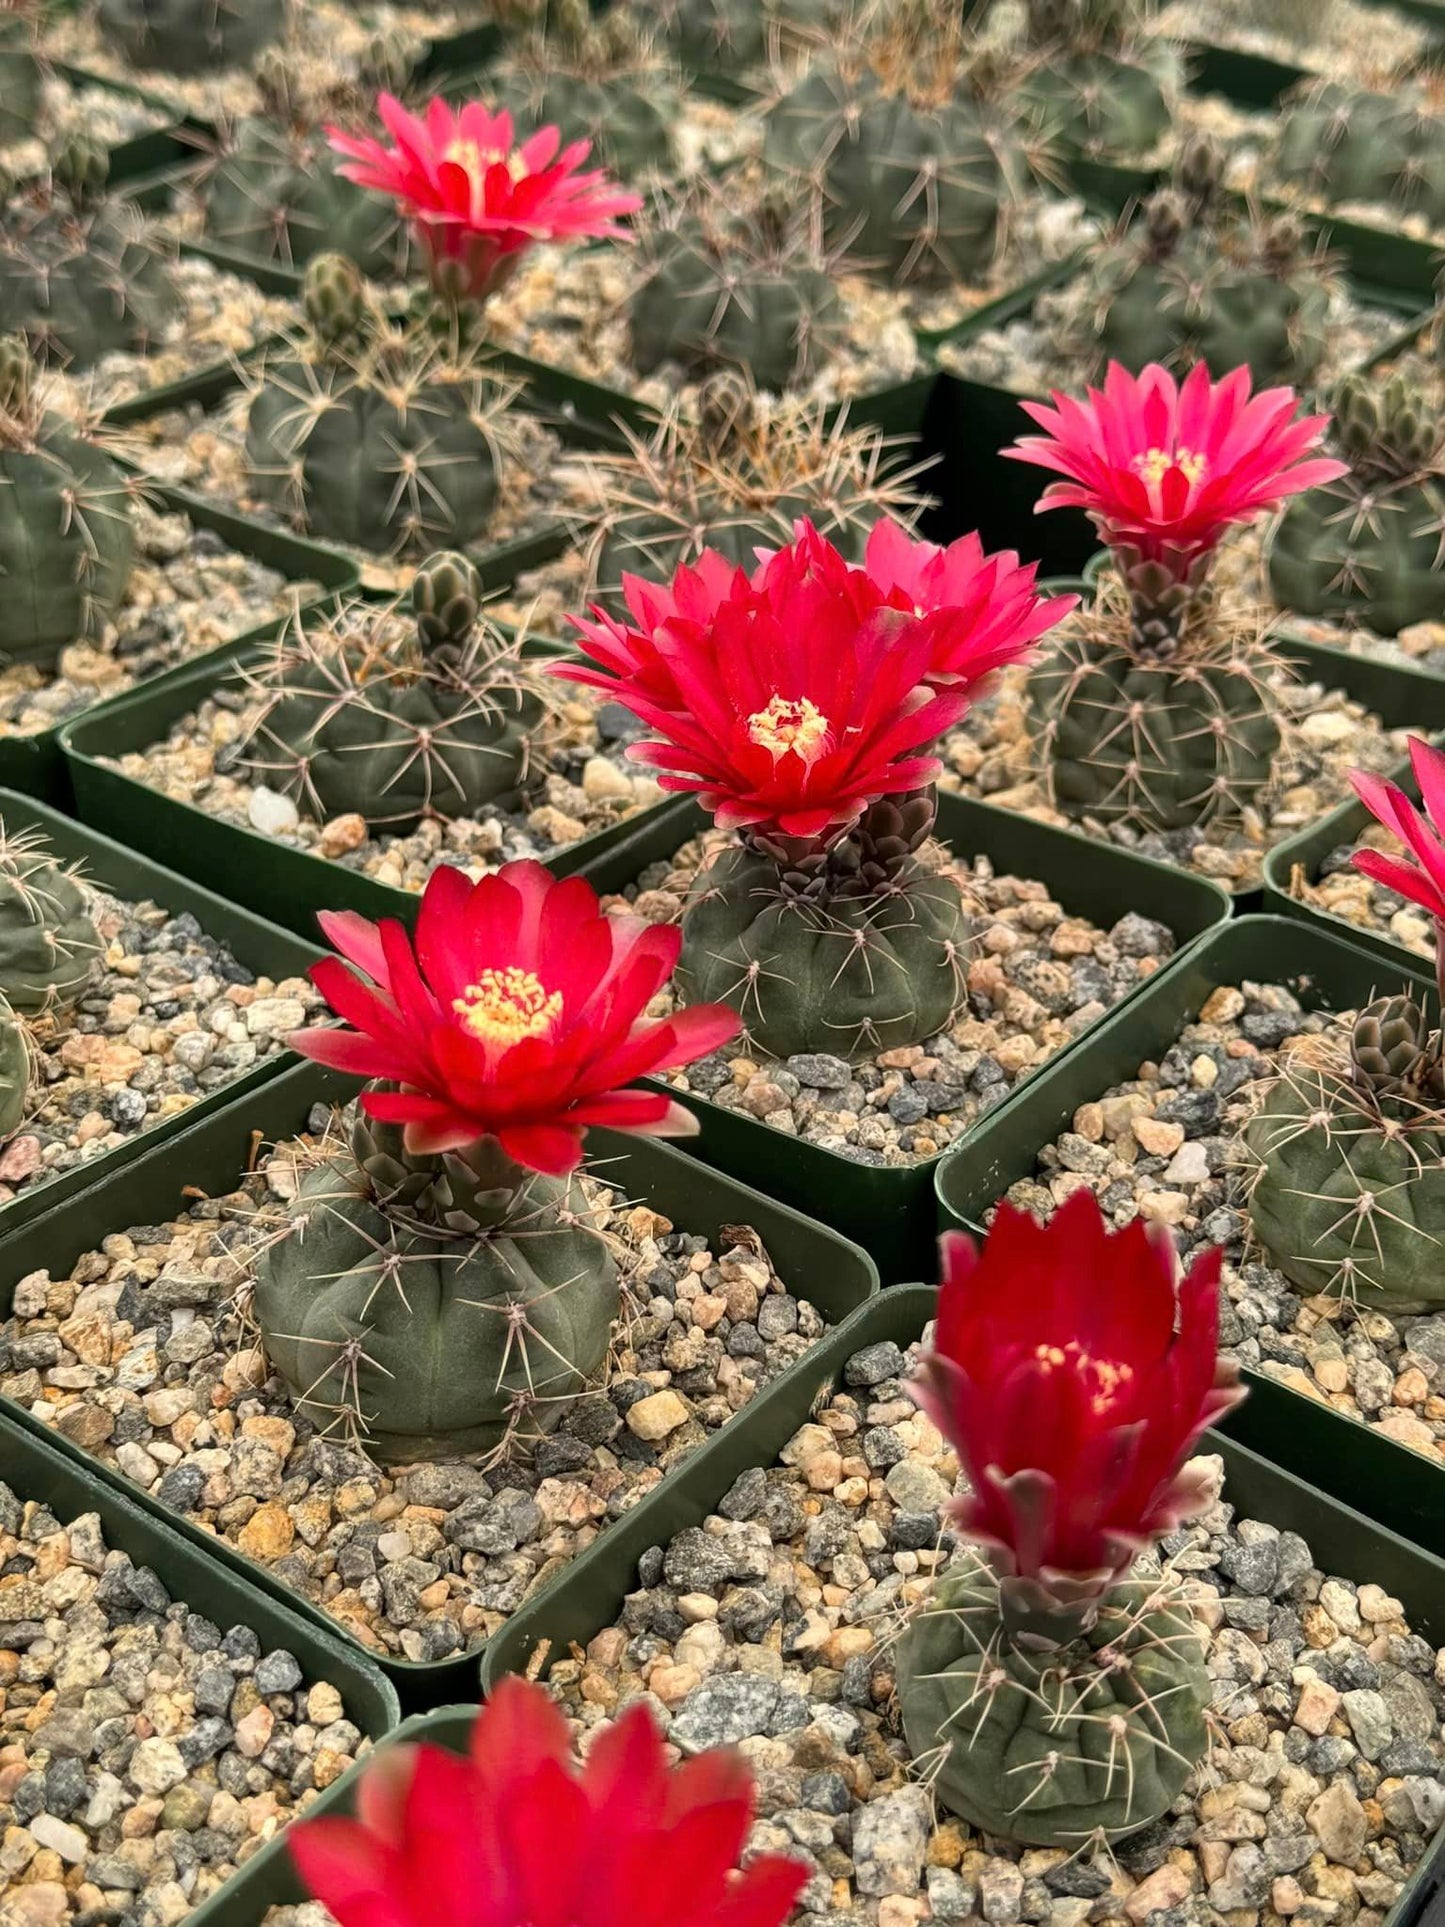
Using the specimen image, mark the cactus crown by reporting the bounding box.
[1350,992,1445,1111]
[829,0,984,103]
[51,130,109,212]
[1332,372,1445,480]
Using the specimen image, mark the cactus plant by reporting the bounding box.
[0,332,135,669]
[0,992,29,1142]
[1271,81,1445,228]
[560,519,1071,1059]
[1080,140,1336,385]
[0,824,100,1017]
[579,376,927,600]
[762,0,1020,284]
[96,0,286,73]
[629,186,845,393]
[1007,359,1347,835]
[1269,373,1445,639]
[654,0,833,71]
[895,1192,1242,1845]
[1245,992,1445,1311]
[260,860,738,1461]
[239,554,546,833]
[0,5,42,150]
[0,134,178,369]
[244,254,518,556]
[1017,0,1177,161]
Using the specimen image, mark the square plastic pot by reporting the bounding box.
[934,913,1445,1562]
[0,479,356,809]
[0,785,327,1236]
[0,1055,879,1710]
[575,788,1232,1285]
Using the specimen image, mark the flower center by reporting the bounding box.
[1133,445,1208,489]
[453,967,562,1047]
[442,137,529,189]
[746,694,830,763]
[1033,1341,1135,1417]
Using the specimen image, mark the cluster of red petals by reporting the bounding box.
[911,1191,1244,1586]
[557,519,1071,843]
[1351,738,1445,928]
[1006,361,1346,578]
[291,861,739,1176]
[327,95,642,304]
[288,1678,808,1927]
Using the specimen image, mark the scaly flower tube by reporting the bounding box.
[288,1679,809,1927]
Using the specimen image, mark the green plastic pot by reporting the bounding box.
[1184,39,1306,105]
[0,785,326,1236]
[0,1054,878,1709]
[0,478,355,808]
[934,912,1445,1562]
[576,786,1231,1286]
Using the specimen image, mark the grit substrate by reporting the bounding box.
[0,73,167,180]
[1153,0,1427,79]
[1291,823,1437,963]
[602,824,1180,1168]
[0,876,320,1206]
[3,1102,830,1662]
[995,980,1445,1464]
[0,1482,368,1927]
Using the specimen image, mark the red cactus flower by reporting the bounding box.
[557,519,1061,842]
[1351,738,1445,926]
[288,1678,808,1927]
[327,94,642,305]
[1005,361,1346,579]
[911,1190,1244,1598]
[292,860,740,1175]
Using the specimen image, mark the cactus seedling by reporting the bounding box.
[258,861,738,1461]
[895,1190,1244,1843]
[0,332,135,669]
[238,554,546,832]
[0,823,100,1017]
[96,0,285,73]
[1006,359,1347,832]
[557,518,1072,1059]
[1269,373,1445,639]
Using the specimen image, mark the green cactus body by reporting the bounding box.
[253,1112,620,1463]
[97,0,286,73]
[1272,84,1445,226]
[764,67,1010,283]
[0,828,100,1017]
[655,0,833,70]
[0,994,30,1141]
[0,14,41,149]
[0,334,135,668]
[204,120,409,278]
[677,821,967,1059]
[895,1552,1209,1846]
[1020,48,1174,161]
[491,65,675,180]
[629,200,844,394]
[243,556,544,833]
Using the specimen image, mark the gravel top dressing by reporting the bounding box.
[1153,0,1428,77]
[1291,823,1438,960]
[0,1480,368,1927]
[0,73,169,180]
[3,1100,830,1663]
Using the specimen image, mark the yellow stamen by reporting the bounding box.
[746,694,830,762]
[1032,1341,1135,1417]
[1133,445,1208,488]
[442,137,528,188]
[453,967,562,1047]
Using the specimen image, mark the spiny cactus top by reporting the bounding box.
[288,1681,808,1927]
[1351,738,1445,1001]
[326,92,642,309]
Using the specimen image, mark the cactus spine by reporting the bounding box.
[0,824,100,1017]
[96,0,286,73]
[0,333,135,669]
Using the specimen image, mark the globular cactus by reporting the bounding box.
[485,0,677,181]
[0,332,135,669]
[677,792,968,1058]
[580,376,925,598]
[1271,81,1445,228]
[1018,0,1177,162]
[1081,139,1336,385]
[1269,373,1445,639]
[654,0,833,71]
[0,824,101,1017]
[0,992,30,1142]
[1245,992,1445,1312]
[244,254,517,557]
[240,554,546,833]
[96,0,286,73]
[0,5,42,149]
[629,187,845,393]
[762,0,1020,284]
[0,135,178,370]
[896,1550,1209,1844]
[202,49,414,278]
[253,1105,619,1462]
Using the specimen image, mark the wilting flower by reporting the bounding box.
[1005,361,1346,579]
[557,519,1062,843]
[288,1678,808,1927]
[911,1190,1244,1601]
[292,860,739,1175]
[328,95,642,304]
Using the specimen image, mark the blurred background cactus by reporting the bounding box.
[652,0,834,73]
[0,332,135,668]
[0,823,100,1017]
[96,0,286,73]
[0,2,43,149]
[1017,0,1177,162]
[1271,80,1445,225]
